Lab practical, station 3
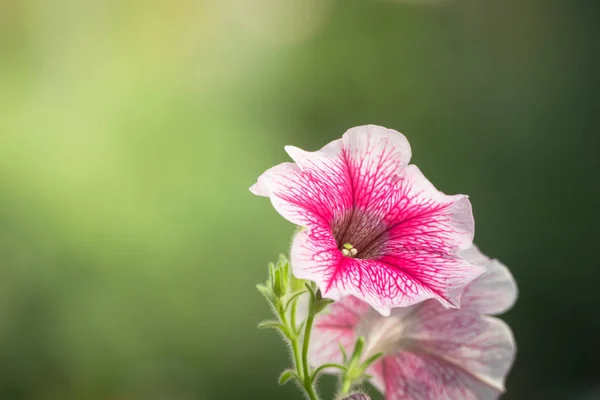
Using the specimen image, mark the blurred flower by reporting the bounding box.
[309,246,517,400]
[251,125,483,315]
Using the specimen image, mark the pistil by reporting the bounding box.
[341,243,358,257]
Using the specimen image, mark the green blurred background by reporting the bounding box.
[1,0,599,399]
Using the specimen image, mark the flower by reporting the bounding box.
[309,246,518,400]
[251,125,485,315]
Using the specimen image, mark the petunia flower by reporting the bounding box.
[309,246,518,400]
[251,125,484,315]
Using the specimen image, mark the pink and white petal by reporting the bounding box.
[384,165,475,254]
[284,140,353,223]
[370,345,509,400]
[290,226,344,299]
[459,247,518,315]
[360,164,481,309]
[249,157,347,227]
[249,162,298,197]
[340,125,412,216]
[285,125,413,232]
[376,252,485,310]
[309,296,368,367]
[293,237,442,315]
[399,308,515,398]
[458,245,491,267]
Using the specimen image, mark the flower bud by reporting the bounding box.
[340,393,370,400]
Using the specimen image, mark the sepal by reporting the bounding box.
[278,369,298,385]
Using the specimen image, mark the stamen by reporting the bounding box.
[341,243,358,258]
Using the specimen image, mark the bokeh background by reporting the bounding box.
[1,0,599,399]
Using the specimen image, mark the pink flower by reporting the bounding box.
[309,246,518,400]
[251,125,484,315]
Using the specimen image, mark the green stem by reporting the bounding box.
[291,299,298,333]
[304,382,319,400]
[338,376,352,397]
[279,308,303,380]
[291,337,303,380]
[299,299,319,400]
[302,309,316,383]
[337,351,361,397]
[289,297,304,380]
[279,295,319,400]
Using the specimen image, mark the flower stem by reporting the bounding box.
[302,310,316,383]
[280,294,320,400]
[300,308,319,400]
[279,308,304,381]
[291,300,298,334]
[338,376,352,397]
[304,383,319,400]
[288,300,305,382]
[291,337,303,379]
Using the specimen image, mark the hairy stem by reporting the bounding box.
[302,310,315,381]
[279,310,304,381]
[338,377,352,397]
[301,305,318,400]
[280,295,319,400]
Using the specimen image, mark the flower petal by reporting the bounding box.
[376,251,485,310]
[290,226,342,294]
[308,296,370,367]
[281,124,412,232]
[373,315,515,400]
[369,165,481,308]
[459,246,518,315]
[249,162,297,197]
[249,153,349,227]
[338,125,412,212]
[384,165,475,251]
[256,126,482,313]
[292,227,439,316]
[292,226,483,315]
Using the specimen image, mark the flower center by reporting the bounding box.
[341,243,358,258]
[332,208,388,259]
[357,312,406,358]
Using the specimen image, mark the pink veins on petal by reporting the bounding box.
[309,246,518,400]
[250,125,484,315]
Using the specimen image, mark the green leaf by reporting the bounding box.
[314,298,334,313]
[304,283,317,307]
[304,282,315,297]
[256,283,272,300]
[278,369,297,385]
[350,336,365,362]
[257,320,285,331]
[354,352,384,377]
[362,352,384,368]
[268,262,276,289]
[339,343,348,364]
[315,288,323,302]
[278,260,289,295]
[273,267,284,297]
[284,290,308,312]
[278,254,289,271]
[310,363,347,383]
